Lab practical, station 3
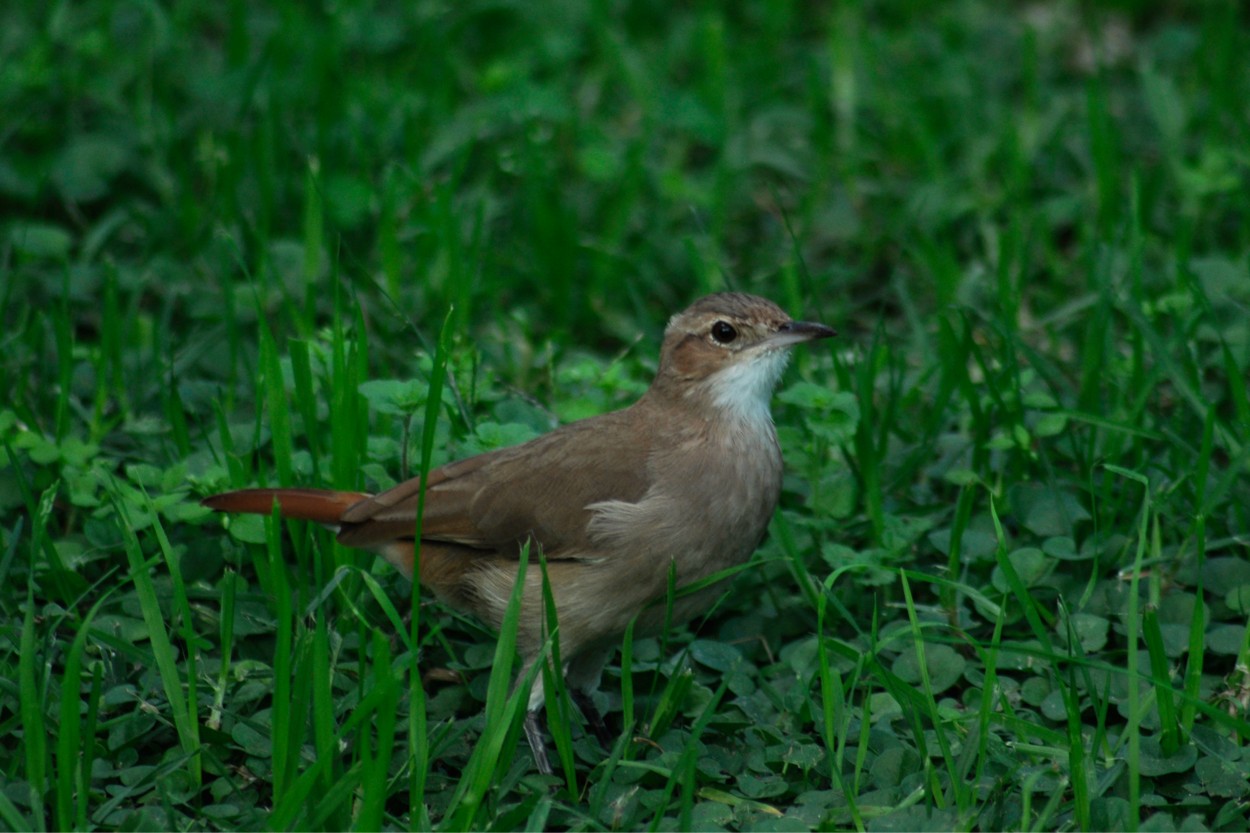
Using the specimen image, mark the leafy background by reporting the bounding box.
[2,0,1249,830]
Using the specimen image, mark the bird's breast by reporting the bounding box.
[585,411,782,591]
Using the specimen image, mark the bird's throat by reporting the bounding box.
[698,349,791,433]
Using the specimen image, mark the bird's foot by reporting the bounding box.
[523,709,554,776]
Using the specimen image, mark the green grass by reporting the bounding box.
[3,0,1250,829]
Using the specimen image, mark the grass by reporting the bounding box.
[2,0,1250,829]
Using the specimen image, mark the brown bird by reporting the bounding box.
[202,292,835,773]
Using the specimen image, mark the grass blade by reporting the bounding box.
[113,491,201,789]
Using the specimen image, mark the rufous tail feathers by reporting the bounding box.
[201,488,371,524]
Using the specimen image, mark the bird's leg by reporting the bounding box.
[519,648,615,772]
[522,689,607,776]
[517,665,561,775]
[571,690,613,748]
[523,709,554,776]
[566,647,615,749]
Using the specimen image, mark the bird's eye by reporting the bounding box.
[710,321,738,344]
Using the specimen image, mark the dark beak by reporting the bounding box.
[774,320,837,345]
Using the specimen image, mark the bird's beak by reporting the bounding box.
[769,320,837,347]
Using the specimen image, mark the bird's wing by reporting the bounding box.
[336,408,654,558]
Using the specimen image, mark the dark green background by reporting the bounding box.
[2,1,1248,830]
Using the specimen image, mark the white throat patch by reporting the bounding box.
[701,349,791,430]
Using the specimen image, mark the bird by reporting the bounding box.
[202,291,835,774]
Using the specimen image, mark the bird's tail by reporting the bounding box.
[201,488,370,524]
